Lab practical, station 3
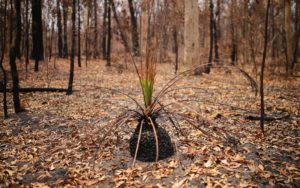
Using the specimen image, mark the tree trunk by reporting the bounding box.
[67,0,76,95]
[9,0,22,113]
[260,0,271,134]
[93,0,98,58]
[25,0,29,73]
[57,0,63,58]
[284,0,292,74]
[214,0,220,63]
[8,0,13,46]
[128,0,140,56]
[206,0,214,74]
[15,0,21,59]
[230,0,237,65]
[62,1,68,58]
[173,26,179,74]
[291,0,299,71]
[48,21,54,61]
[271,0,276,59]
[85,3,90,66]
[106,0,111,66]
[184,0,200,67]
[0,0,8,118]
[140,0,149,56]
[102,0,107,59]
[31,0,44,72]
[77,0,81,67]
[111,0,129,52]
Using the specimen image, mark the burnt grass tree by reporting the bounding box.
[98,41,259,165]
[31,0,44,72]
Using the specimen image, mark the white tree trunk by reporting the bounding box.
[184,0,200,66]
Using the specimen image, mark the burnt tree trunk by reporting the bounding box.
[62,1,68,58]
[77,0,81,67]
[230,0,237,65]
[48,20,54,61]
[15,0,21,59]
[284,0,292,74]
[31,0,44,72]
[260,0,271,134]
[57,0,63,58]
[102,0,107,59]
[214,0,219,63]
[291,0,299,71]
[206,0,214,74]
[25,0,29,73]
[67,0,76,95]
[85,2,90,66]
[128,0,139,56]
[106,0,112,66]
[9,0,22,113]
[0,0,8,118]
[173,26,179,74]
[93,0,98,58]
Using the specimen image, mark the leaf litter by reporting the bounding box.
[0,59,299,187]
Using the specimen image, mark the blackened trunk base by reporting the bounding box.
[129,121,175,162]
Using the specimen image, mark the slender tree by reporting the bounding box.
[0,0,8,118]
[291,0,299,72]
[57,0,63,58]
[260,0,271,134]
[206,0,214,74]
[62,1,68,57]
[25,0,29,73]
[15,0,21,58]
[214,0,219,63]
[106,0,112,66]
[85,2,90,66]
[173,26,179,74]
[31,0,44,72]
[230,0,237,65]
[9,0,22,113]
[128,0,140,55]
[102,0,107,59]
[77,0,81,67]
[93,0,98,58]
[284,0,292,74]
[67,0,76,95]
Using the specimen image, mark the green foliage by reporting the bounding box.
[141,79,153,107]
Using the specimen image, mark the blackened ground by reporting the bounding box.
[129,123,175,162]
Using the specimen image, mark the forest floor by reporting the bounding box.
[0,59,300,187]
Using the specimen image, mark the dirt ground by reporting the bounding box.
[0,59,299,187]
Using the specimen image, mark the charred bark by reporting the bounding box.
[67,0,76,95]
[31,0,44,72]
[62,1,68,58]
[57,0,63,58]
[106,0,111,66]
[102,0,107,59]
[77,0,81,67]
